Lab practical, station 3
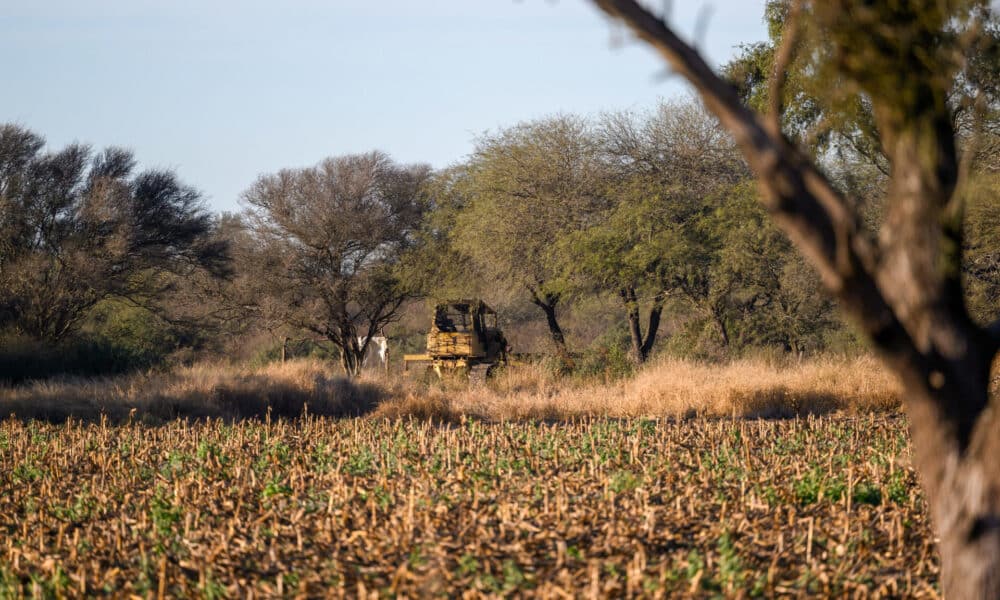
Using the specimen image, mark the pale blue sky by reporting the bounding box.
[2,1,767,213]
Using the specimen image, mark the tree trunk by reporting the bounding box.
[898,352,1000,599]
[280,336,289,363]
[712,310,730,347]
[621,288,666,364]
[621,288,645,365]
[338,333,364,378]
[529,287,572,367]
[640,293,666,360]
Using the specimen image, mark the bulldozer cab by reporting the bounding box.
[433,301,497,336]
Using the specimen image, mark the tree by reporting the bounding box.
[199,212,299,360]
[593,0,1000,595]
[453,116,608,364]
[559,183,680,364]
[397,166,491,302]
[724,1,1000,172]
[570,101,752,363]
[573,101,836,361]
[240,151,428,376]
[0,124,228,343]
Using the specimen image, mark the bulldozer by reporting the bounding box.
[403,299,508,384]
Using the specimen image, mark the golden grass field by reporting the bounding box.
[0,355,902,424]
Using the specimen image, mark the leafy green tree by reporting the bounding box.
[398,166,489,303]
[704,183,837,353]
[560,186,676,364]
[724,1,999,170]
[564,101,754,363]
[558,100,839,362]
[724,0,999,341]
[453,116,608,363]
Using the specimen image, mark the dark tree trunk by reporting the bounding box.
[529,287,572,367]
[591,3,1000,596]
[621,287,666,364]
[712,309,730,347]
[640,293,665,358]
[337,327,365,378]
[539,302,569,360]
[622,287,645,364]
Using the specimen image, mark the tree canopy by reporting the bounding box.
[0,124,227,344]
[238,151,429,376]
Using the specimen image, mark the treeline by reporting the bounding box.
[0,125,229,379]
[414,102,839,366]
[2,3,998,380]
[405,98,996,369]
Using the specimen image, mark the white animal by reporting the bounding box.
[357,335,390,371]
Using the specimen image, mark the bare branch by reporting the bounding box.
[767,0,803,135]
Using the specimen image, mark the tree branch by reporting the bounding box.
[767,0,803,135]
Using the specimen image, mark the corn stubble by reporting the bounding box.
[1,414,937,597]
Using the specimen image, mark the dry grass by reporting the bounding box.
[0,355,902,424]
[374,355,902,423]
[0,355,895,423]
[0,360,383,423]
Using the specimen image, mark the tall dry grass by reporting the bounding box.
[374,355,903,422]
[1,354,906,423]
[0,360,384,423]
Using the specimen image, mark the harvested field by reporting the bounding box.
[0,413,937,597]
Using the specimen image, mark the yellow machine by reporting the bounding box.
[403,300,508,383]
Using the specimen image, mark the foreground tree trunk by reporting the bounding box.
[592,1,1000,596]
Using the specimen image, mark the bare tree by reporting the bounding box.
[592,1,1000,595]
[241,152,428,376]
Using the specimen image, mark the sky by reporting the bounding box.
[2,1,768,213]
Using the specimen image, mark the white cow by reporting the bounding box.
[357,335,390,372]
